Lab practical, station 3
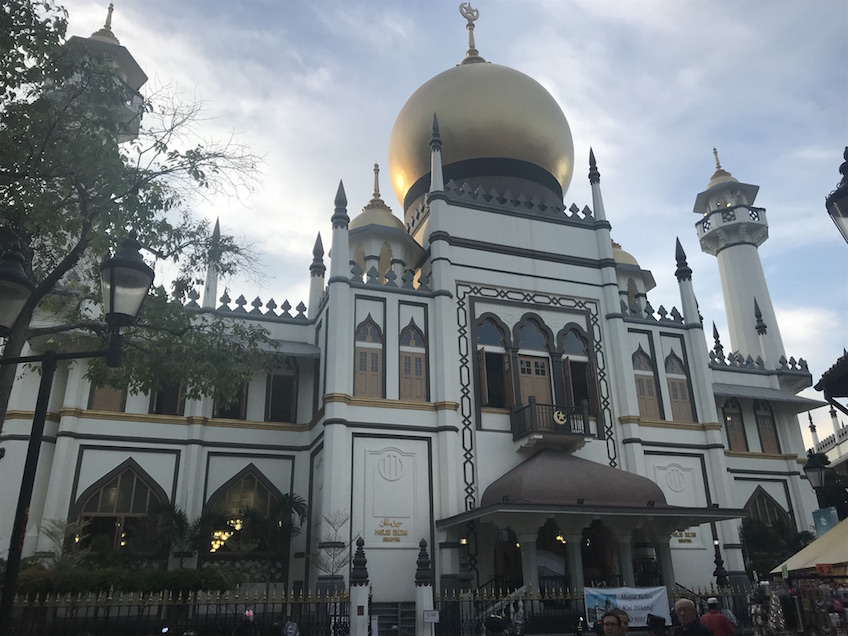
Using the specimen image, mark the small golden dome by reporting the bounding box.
[349,163,405,231]
[349,206,405,231]
[387,61,574,209]
[706,147,738,190]
[611,240,639,267]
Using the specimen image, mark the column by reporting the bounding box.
[618,537,635,587]
[516,533,540,592]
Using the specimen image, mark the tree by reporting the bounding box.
[311,510,357,578]
[0,1,273,432]
[739,517,815,579]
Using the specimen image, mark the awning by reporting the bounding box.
[277,340,320,358]
[770,517,848,576]
[711,383,826,413]
[437,450,745,534]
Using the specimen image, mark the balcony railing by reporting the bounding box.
[510,397,592,441]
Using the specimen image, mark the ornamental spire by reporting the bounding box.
[707,147,735,188]
[754,298,767,335]
[459,3,485,64]
[674,238,692,282]
[91,3,120,44]
[589,148,600,184]
[310,234,325,277]
[331,180,349,228]
[364,164,391,212]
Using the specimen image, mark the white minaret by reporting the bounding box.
[202,219,221,309]
[68,3,148,143]
[694,149,785,366]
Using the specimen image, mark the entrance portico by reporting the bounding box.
[437,450,744,592]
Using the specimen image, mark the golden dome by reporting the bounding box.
[349,206,405,232]
[349,163,406,231]
[611,240,639,267]
[387,61,574,209]
[707,147,739,190]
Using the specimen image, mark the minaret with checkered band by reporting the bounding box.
[694,149,785,367]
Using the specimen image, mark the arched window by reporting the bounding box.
[754,401,781,454]
[72,459,167,553]
[664,352,694,423]
[722,398,748,451]
[399,322,426,401]
[516,319,552,404]
[744,487,792,528]
[266,358,298,422]
[632,347,660,419]
[204,465,288,557]
[476,317,513,409]
[559,328,600,416]
[355,317,383,398]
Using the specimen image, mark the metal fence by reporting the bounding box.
[6,587,350,636]
[434,584,757,635]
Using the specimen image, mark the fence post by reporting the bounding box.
[415,539,435,636]
[349,537,370,636]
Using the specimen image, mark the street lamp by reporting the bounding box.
[712,538,729,587]
[803,451,830,508]
[0,251,36,338]
[826,146,848,244]
[0,235,154,633]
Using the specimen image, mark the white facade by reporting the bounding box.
[0,10,824,603]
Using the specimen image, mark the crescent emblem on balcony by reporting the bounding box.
[553,410,567,425]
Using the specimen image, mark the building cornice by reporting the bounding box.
[322,393,459,411]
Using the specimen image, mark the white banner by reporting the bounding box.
[584,586,671,628]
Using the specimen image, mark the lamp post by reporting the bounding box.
[826,147,848,244]
[803,450,830,508]
[0,236,153,633]
[712,538,729,587]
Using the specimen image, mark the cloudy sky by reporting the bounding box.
[61,0,847,444]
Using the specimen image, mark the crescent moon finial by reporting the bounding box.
[459,3,485,64]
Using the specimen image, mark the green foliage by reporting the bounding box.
[38,518,91,571]
[16,565,241,594]
[739,517,815,578]
[0,1,272,426]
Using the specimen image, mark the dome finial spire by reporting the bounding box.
[713,147,722,171]
[459,3,485,64]
[363,164,391,212]
[91,2,120,44]
[372,163,381,200]
[105,3,115,29]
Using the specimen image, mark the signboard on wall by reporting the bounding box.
[813,507,839,537]
[584,587,671,628]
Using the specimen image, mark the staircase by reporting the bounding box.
[370,602,416,636]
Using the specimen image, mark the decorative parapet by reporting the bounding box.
[350,262,431,292]
[441,179,594,222]
[814,423,848,454]
[696,205,768,255]
[708,348,810,377]
[618,300,685,325]
[184,289,310,322]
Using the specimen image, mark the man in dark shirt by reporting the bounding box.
[673,599,712,636]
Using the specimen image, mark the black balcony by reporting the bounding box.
[510,397,592,442]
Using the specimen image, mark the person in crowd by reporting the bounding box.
[233,609,259,636]
[701,597,734,636]
[612,608,630,636]
[282,615,299,636]
[601,611,623,636]
[672,599,712,636]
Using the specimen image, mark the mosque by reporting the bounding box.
[0,4,823,605]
